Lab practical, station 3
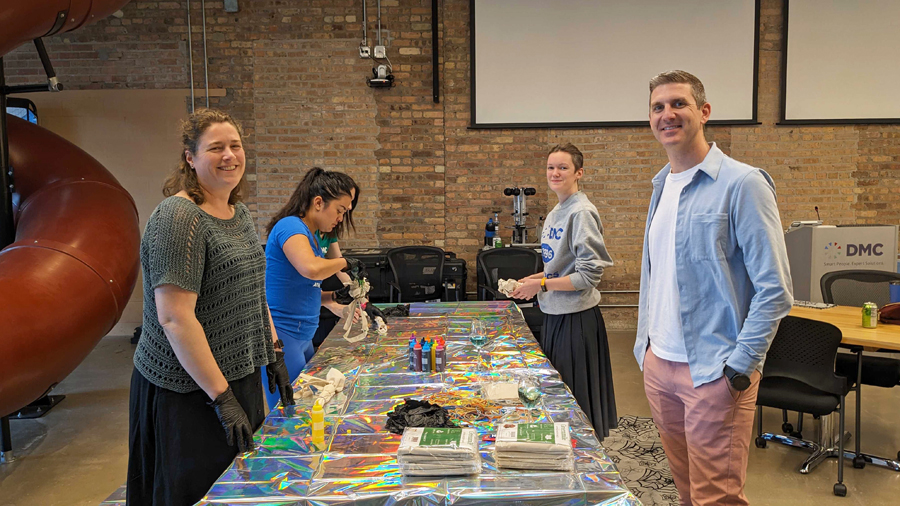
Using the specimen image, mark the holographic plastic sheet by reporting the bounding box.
[199,301,641,505]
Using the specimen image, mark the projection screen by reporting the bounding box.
[781,0,900,124]
[471,0,760,128]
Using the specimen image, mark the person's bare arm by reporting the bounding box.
[282,234,347,280]
[155,284,228,400]
[326,242,352,284]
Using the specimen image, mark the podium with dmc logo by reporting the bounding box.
[785,224,899,302]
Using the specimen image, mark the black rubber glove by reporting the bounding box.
[266,349,295,407]
[341,257,368,281]
[364,302,386,323]
[333,283,355,305]
[207,386,254,453]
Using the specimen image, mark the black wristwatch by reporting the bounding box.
[723,364,751,391]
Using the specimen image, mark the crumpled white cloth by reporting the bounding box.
[497,278,523,297]
[341,279,371,342]
[375,316,388,335]
[297,367,346,406]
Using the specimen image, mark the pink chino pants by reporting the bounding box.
[643,347,761,506]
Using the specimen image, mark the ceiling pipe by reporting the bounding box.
[186,1,195,112]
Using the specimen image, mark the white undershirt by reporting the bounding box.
[647,166,700,363]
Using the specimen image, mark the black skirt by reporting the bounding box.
[541,306,617,439]
[127,367,266,506]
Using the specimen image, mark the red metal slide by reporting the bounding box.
[0,0,138,418]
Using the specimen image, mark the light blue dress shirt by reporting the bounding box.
[634,144,794,387]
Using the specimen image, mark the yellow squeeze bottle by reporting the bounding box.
[311,399,325,446]
[430,338,437,371]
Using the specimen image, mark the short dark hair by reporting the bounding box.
[548,143,584,170]
[649,70,707,107]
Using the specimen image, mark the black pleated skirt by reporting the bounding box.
[127,368,265,506]
[541,306,617,439]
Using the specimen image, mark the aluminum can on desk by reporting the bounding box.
[862,302,878,328]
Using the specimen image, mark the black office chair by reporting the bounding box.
[476,247,544,342]
[386,246,446,303]
[755,316,849,496]
[821,269,900,466]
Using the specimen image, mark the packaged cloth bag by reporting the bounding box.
[494,422,575,471]
[398,427,481,476]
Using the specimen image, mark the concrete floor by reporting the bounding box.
[1,331,899,505]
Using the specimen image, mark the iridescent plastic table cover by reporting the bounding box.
[199,301,641,506]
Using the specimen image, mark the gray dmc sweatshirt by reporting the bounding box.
[537,191,614,315]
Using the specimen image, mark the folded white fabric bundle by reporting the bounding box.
[397,427,481,476]
[494,456,574,471]
[494,422,574,471]
[398,462,481,476]
[497,278,522,297]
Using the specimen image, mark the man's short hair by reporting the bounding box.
[548,143,584,171]
[649,70,707,107]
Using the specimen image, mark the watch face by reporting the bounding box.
[733,374,751,391]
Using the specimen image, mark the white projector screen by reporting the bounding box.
[471,0,759,128]
[781,0,900,124]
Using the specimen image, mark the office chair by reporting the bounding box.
[821,269,900,467]
[754,316,849,496]
[476,247,544,342]
[386,246,446,303]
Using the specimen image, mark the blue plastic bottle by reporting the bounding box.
[484,218,495,247]
[422,341,432,373]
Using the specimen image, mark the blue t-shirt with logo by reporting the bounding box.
[266,216,324,341]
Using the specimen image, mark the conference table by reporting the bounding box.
[790,305,900,351]
[198,301,641,505]
[775,305,900,473]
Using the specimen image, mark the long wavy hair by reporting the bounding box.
[162,108,246,205]
[266,167,359,237]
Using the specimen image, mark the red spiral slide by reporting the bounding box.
[0,0,138,418]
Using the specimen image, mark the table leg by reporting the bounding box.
[853,348,864,468]
[0,416,12,464]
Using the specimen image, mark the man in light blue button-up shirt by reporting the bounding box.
[635,70,793,505]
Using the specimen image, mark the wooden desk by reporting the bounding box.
[782,304,900,474]
[789,305,900,351]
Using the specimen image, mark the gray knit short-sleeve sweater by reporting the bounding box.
[134,196,275,393]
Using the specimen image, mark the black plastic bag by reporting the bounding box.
[386,399,457,434]
[382,304,411,317]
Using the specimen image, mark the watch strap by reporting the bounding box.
[540,277,548,292]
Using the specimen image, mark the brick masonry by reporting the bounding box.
[5,0,899,329]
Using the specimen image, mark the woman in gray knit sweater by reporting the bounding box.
[127,110,293,505]
[510,143,617,439]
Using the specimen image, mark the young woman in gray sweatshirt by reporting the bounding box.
[510,143,617,439]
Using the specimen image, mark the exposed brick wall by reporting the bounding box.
[252,38,381,245]
[5,0,899,329]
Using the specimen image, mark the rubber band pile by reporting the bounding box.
[423,391,503,424]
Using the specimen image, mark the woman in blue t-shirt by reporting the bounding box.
[262,167,364,409]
